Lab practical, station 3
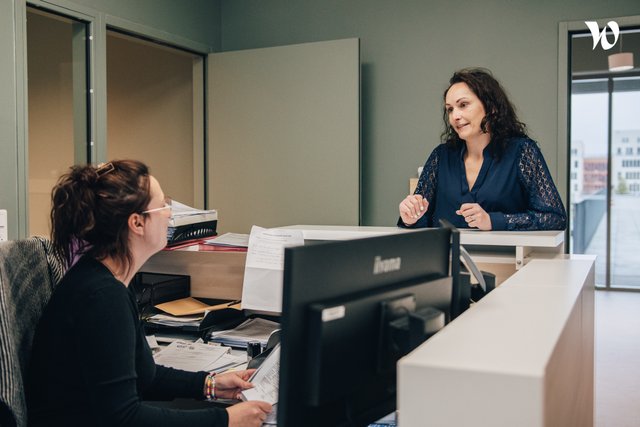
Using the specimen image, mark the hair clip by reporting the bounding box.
[95,162,115,178]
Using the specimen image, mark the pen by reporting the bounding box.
[227,299,241,306]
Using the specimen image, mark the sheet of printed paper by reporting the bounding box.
[153,341,229,372]
[241,226,304,313]
[240,344,280,405]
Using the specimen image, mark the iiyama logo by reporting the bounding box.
[373,256,401,275]
[585,21,620,51]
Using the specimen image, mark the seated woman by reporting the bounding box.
[398,68,566,231]
[27,160,271,427]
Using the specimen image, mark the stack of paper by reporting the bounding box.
[204,233,249,248]
[169,200,217,228]
[146,297,241,331]
[166,200,218,245]
[146,313,203,328]
[208,318,280,348]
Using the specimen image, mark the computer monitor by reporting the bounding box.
[278,227,458,427]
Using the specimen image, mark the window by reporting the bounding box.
[569,45,640,289]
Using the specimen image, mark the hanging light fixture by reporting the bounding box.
[608,32,634,72]
[608,53,634,71]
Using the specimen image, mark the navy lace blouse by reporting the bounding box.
[399,137,567,231]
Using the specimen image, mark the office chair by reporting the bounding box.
[0,237,65,427]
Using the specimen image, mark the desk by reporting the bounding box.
[142,226,587,426]
[398,255,595,427]
[141,249,246,300]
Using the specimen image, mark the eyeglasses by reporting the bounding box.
[141,197,172,214]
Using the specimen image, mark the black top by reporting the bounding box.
[27,256,228,427]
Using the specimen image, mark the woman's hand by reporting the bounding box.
[214,370,256,400]
[456,203,492,230]
[226,401,272,427]
[399,194,429,226]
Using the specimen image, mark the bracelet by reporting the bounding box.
[204,372,216,400]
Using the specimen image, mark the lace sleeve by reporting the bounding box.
[503,140,567,231]
[414,145,440,202]
[397,145,440,228]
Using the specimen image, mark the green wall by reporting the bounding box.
[219,0,640,226]
[71,0,221,50]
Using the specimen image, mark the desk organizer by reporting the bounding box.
[167,220,218,246]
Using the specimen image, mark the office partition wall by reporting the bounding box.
[208,38,360,233]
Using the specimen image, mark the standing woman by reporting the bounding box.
[398,68,566,231]
[27,160,271,427]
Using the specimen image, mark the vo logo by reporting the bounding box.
[585,21,620,50]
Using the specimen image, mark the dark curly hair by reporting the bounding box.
[50,160,152,275]
[441,68,528,157]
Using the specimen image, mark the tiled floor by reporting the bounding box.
[595,290,640,427]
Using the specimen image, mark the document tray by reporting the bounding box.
[167,220,218,246]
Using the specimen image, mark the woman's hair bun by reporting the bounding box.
[68,165,99,188]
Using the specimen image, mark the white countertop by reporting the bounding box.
[458,229,564,248]
[281,225,564,248]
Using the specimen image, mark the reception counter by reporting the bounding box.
[398,255,596,427]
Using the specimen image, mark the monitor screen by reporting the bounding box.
[278,227,457,427]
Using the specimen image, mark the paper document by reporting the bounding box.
[369,412,397,426]
[207,352,248,374]
[204,233,250,248]
[240,344,280,405]
[145,335,160,350]
[245,226,303,270]
[241,226,304,313]
[153,341,230,372]
[262,404,278,425]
